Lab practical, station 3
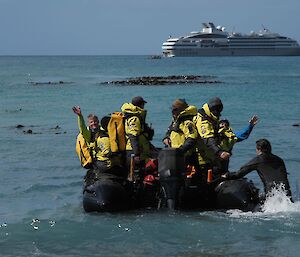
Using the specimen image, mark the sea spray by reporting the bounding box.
[227,184,300,218]
[261,184,300,213]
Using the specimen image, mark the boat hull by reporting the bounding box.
[215,179,259,211]
[83,179,132,212]
[157,148,260,211]
[82,148,260,213]
[159,176,259,211]
[82,172,260,212]
[163,47,300,57]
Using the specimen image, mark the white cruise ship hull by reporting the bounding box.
[163,47,300,57]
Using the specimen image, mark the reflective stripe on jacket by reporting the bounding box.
[77,115,112,168]
[121,103,151,161]
[168,105,198,149]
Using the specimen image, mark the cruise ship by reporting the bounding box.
[162,22,300,57]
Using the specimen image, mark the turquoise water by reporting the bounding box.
[0,56,300,256]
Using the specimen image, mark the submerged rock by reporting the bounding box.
[15,124,66,135]
[29,81,74,86]
[51,125,61,130]
[101,75,222,86]
[5,108,22,113]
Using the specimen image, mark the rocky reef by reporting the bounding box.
[101,75,222,86]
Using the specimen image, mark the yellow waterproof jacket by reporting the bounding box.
[193,103,220,165]
[218,126,238,153]
[76,133,93,168]
[77,115,112,168]
[193,103,219,139]
[121,103,151,161]
[169,105,198,148]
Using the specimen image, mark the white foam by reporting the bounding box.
[227,184,300,219]
[261,184,300,213]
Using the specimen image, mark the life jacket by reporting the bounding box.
[107,112,126,153]
[76,133,93,168]
[169,105,198,148]
[121,103,147,133]
[193,104,220,166]
[218,126,238,153]
[121,103,151,161]
[195,103,219,138]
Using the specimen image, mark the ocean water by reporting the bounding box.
[0,56,300,256]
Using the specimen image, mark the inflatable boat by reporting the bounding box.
[82,148,260,212]
[82,171,161,212]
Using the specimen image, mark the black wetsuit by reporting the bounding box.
[228,153,292,197]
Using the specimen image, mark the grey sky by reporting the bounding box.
[1,0,300,55]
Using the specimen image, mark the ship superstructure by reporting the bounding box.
[162,22,300,57]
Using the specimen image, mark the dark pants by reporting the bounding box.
[93,160,110,173]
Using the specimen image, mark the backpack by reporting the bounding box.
[107,112,126,153]
[76,133,93,169]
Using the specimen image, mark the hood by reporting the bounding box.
[218,126,235,138]
[202,103,218,121]
[121,103,147,119]
[175,105,197,121]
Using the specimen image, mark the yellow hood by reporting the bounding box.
[202,103,218,121]
[121,103,146,119]
[175,105,197,121]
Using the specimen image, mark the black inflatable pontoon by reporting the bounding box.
[83,177,132,212]
[82,148,260,212]
[158,148,260,211]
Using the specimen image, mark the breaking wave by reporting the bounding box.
[261,184,300,213]
[227,183,300,218]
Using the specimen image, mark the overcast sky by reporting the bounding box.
[1,0,300,55]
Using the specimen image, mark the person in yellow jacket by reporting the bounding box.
[218,121,238,153]
[121,96,154,169]
[72,106,115,174]
[193,97,231,173]
[218,115,259,171]
[218,115,259,153]
[163,99,198,166]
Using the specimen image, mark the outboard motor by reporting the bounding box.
[158,148,185,210]
[215,178,259,211]
[83,176,131,212]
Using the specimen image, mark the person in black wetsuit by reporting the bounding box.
[223,138,292,199]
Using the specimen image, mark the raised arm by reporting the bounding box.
[235,115,259,142]
[72,106,91,142]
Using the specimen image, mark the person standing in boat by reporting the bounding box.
[193,97,231,176]
[73,106,124,179]
[121,96,154,171]
[218,115,260,171]
[163,99,198,166]
[223,138,292,200]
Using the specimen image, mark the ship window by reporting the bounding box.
[189,34,227,39]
